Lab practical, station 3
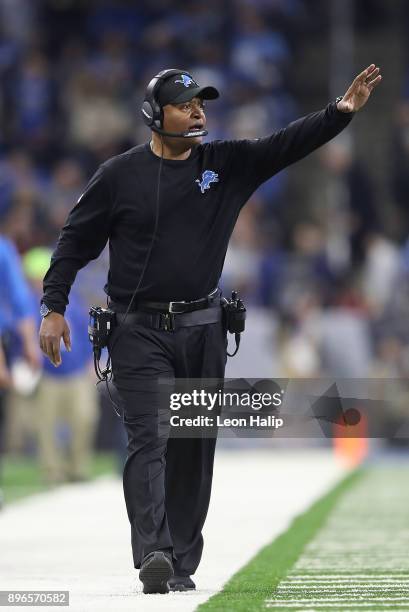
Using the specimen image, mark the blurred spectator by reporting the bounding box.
[10,51,60,164]
[23,247,98,484]
[361,233,400,317]
[43,158,85,231]
[64,67,133,161]
[390,100,409,241]
[0,234,40,506]
[318,140,380,268]
[0,0,37,45]
[231,2,291,91]
[222,199,263,301]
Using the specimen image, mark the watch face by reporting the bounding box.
[40,303,51,317]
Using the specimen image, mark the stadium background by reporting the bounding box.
[1,0,408,455]
[1,1,409,610]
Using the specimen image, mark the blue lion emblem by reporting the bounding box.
[195,170,219,194]
[175,74,195,87]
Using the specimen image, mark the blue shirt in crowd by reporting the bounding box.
[0,235,32,334]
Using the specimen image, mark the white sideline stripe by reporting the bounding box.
[278,581,409,589]
[286,575,409,579]
[277,582,409,589]
[0,450,347,612]
[280,576,409,584]
[266,604,409,609]
[277,587,409,591]
[266,598,409,602]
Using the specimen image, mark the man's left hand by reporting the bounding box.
[337,64,382,113]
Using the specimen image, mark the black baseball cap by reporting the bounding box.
[157,72,219,107]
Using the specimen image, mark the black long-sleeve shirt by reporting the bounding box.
[42,102,353,314]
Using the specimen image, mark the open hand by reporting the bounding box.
[337,64,382,113]
[39,313,71,367]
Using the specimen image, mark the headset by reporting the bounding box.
[140,68,208,139]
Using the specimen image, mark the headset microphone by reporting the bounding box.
[150,125,208,139]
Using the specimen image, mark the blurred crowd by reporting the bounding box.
[0,0,408,493]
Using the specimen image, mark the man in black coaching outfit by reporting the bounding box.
[39,64,381,594]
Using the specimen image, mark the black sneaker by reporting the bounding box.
[168,575,196,591]
[139,551,174,594]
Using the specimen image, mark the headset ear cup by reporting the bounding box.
[142,68,190,131]
[150,97,162,130]
[141,101,154,126]
[155,106,164,130]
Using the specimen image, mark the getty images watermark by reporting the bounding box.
[152,377,409,439]
[169,388,285,429]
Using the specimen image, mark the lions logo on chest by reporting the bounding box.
[195,170,219,194]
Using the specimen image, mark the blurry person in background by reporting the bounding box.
[23,248,98,484]
[44,159,85,232]
[317,140,380,270]
[391,100,409,241]
[222,199,262,301]
[64,65,133,167]
[11,50,60,166]
[0,234,41,507]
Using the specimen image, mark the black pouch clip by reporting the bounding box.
[88,306,117,359]
[221,291,246,357]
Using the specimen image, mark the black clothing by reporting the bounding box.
[112,298,223,331]
[42,102,353,315]
[40,101,353,576]
[108,307,227,574]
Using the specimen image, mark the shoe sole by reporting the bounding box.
[168,583,196,592]
[139,552,174,594]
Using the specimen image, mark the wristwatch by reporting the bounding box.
[40,303,53,318]
[335,95,344,107]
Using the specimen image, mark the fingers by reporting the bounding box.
[353,64,382,93]
[367,74,382,90]
[367,66,380,79]
[48,337,61,366]
[355,64,376,83]
[39,314,66,367]
[63,325,71,352]
[39,333,61,367]
[363,64,376,79]
[364,65,382,90]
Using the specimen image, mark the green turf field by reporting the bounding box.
[198,464,409,612]
[1,452,117,504]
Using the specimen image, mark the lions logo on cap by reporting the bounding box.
[196,170,219,194]
[175,74,195,88]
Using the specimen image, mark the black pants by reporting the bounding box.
[108,310,227,576]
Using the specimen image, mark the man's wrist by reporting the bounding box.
[335,96,355,114]
[40,300,65,317]
[40,302,53,318]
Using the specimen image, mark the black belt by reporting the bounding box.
[114,304,223,332]
[110,287,221,315]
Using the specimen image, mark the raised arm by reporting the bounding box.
[235,64,382,189]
